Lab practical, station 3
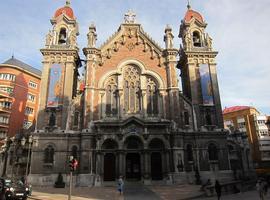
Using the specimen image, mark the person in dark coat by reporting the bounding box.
[215,180,221,200]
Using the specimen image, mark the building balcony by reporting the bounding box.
[0,132,7,139]
[0,106,11,113]
[0,122,9,128]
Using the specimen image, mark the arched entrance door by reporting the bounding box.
[104,153,116,181]
[149,138,164,180]
[126,153,141,180]
[151,152,162,180]
[124,136,143,180]
[102,139,118,181]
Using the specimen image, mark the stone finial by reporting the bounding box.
[124,10,136,24]
[87,23,97,48]
[164,24,174,49]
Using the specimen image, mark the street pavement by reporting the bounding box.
[28,184,269,200]
[29,184,202,200]
[202,190,270,200]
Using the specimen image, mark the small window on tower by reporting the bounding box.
[193,31,201,47]
[58,28,67,44]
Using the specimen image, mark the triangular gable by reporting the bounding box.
[99,23,163,57]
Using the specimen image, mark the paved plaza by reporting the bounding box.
[28,184,270,200]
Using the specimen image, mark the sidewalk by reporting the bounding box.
[29,186,124,200]
[28,184,203,200]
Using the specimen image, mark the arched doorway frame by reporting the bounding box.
[148,138,166,180]
[101,138,119,181]
[123,135,144,180]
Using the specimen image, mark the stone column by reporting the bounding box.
[119,91,124,118]
[142,91,147,118]
[143,151,150,180]
[118,151,125,176]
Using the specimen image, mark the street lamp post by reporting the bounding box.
[23,135,38,183]
[25,135,33,179]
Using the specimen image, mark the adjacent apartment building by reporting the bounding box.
[223,106,270,171]
[0,56,41,140]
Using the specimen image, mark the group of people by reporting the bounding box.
[256,179,268,200]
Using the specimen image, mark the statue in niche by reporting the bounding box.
[45,30,53,46]
[164,25,174,49]
[87,24,97,48]
[49,110,56,127]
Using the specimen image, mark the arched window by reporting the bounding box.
[193,31,201,47]
[71,145,78,159]
[125,136,143,150]
[205,110,212,125]
[105,76,118,116]
[208,143,218,161]
[149,138,165,150]
[44,145,54,164]
[58,28,67,44]
[102,139,118,150]
[186,144,193,161]
[123,65,141,114]
[184,111,189,125]
[73,111,79,127]
[146,76,159,115]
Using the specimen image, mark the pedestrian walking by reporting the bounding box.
[257,179,265,200]
[117,176,124,195]
[215,180,221,200]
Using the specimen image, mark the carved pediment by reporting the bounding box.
[94,23,163,66]
[122,116,144,134]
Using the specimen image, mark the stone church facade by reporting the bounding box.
[29,1,232,186]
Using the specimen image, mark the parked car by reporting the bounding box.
[2,179,28,200]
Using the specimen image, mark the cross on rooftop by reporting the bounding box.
[124,10,136,24]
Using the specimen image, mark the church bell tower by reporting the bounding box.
[178,4,224,129]
[37,0,80,131]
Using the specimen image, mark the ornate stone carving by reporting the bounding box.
[45,30,53,46]
[127,42,135,51]
[69,30,77,46]
[206,33,213,50]
[185,33,192,50]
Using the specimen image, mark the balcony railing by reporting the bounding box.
[0,132,7,139]
[0,106,11,113]
[0,122,9,128]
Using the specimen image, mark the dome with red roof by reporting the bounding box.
[54,4,75,20]
[184,8,204,23]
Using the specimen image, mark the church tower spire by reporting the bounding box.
[187,0,191,9]
[66,0,71,6]
[178,6,224,129]
[37,2,81,131]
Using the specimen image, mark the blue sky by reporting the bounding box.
[0,0,269,114]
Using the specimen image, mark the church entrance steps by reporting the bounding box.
[148,184,204,200]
